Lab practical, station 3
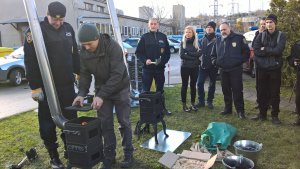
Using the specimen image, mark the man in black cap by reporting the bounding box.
[252,14,286,125]
[73,23,134,169]
[24,1,80,169]
[197,21,219,109]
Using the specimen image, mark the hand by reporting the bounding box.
[146,59,152,65]
[91,96,103,110]
[72,96,84,107]
[31,88,44,102]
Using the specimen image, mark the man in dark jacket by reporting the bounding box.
[24,2,79,169]
[135,18,171,115]
[197,21,219,109]
[288,40,300,126]
[252,14,286,125]
[73,23,134,168]
[211,22,250,119]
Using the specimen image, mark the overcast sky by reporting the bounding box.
[114,0,271,18]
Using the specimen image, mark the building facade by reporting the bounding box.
[0,0,172,47]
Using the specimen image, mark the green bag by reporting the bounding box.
[200,122,237,150]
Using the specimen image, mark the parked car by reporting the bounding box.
[0,47,14,57]
[123,38,140,47]
[168,38,180,53]
[0,46,25,86]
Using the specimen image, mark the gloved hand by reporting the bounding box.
[92,96,103,110]
[31,88,44,102]
[72,96,84,107]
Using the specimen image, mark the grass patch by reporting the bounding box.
[0,84,300,169]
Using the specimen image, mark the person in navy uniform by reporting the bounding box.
[24,2,80,168]
[211,22,250,119]
[135,18,171,115]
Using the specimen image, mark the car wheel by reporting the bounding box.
[170,47,175,53]
[9,69,23,86]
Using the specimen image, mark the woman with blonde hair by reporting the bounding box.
[180,26,201,112]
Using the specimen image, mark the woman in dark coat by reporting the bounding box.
[180,26,201,112]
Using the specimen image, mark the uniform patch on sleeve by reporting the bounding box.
[26,32,33,43]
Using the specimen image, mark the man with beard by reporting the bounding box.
[211,22,250,119]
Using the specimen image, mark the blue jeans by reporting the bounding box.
[197,67,218,104]
[142,68,165,92]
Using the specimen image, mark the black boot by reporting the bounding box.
[237,111,246,119]
[272,117,281,125]
[48,149,65,169]
[120,156,133,168]
[251,113,267,121]
[182,103,191,112]
[99,158,116,169]
[190,103,198,111]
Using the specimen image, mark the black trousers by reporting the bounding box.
[220,67,244,113]
[257,68,281,117]
[38,85,77,151]
[181,67,199,103]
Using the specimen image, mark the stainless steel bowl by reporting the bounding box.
[222,155,254,169]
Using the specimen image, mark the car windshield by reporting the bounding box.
[7,46,24,59]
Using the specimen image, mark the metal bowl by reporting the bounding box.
[233,140,262,164]
[222,155,254,169]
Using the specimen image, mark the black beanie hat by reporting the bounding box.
[48,1,66,18]
[78,23,100,43]
[206,21,216,30]
[266,14,277,24]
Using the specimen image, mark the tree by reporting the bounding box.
[268,0,300,86]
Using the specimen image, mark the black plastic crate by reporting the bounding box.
[67,138,103,168]
[64,116,101,145]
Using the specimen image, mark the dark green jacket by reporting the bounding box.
[78,34,129,99]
